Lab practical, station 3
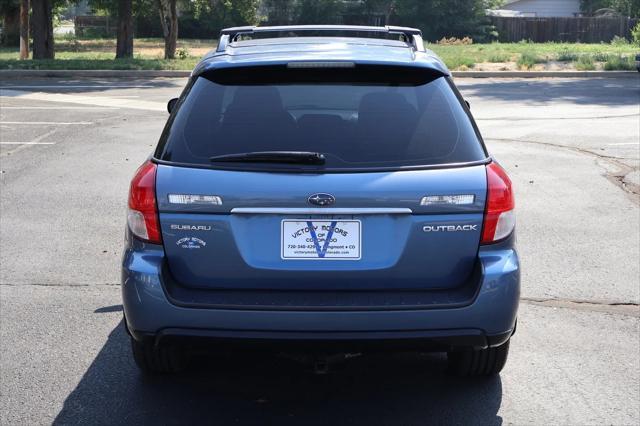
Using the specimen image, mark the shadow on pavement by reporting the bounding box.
[54,321,503,425]
[461,77,640,107]
[93,305,123,313]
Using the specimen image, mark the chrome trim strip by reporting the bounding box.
[231,207,412,215]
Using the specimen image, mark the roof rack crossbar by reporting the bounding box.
[216,25,425,53]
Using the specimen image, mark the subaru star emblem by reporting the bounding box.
[308,193,335,206]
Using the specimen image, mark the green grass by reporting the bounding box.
[603,55,636,70]
[429,41,638,70]
[0,39,638,71]
[557,48,578,62]
[516,51,545,69]
[0,57,199,70]
[487,52,512,63]
[575,55,596,71]
[0,37,211,70]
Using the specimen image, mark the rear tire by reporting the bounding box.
[131,337,188,374]
[447,339,510,377]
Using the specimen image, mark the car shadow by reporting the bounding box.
[459,77,640,107]
[54,320,504,425]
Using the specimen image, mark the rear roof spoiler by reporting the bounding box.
[216,25,425,53]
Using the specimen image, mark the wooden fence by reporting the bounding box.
[490,16,638,43]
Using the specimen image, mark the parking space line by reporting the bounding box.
[1,85,156,89]
[0,142,57,145]
[1,90,165,111]
[1,121,92,125]
[0,106,117,110]
[607,142,640,146]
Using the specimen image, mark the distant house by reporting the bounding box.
[489,0,581,17]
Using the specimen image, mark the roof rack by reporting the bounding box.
[216,25,425,53]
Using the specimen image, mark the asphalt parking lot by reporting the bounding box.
[1,76,639,425]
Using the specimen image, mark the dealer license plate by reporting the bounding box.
[281,220,361,260]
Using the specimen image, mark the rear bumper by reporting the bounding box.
[122,239,519,350]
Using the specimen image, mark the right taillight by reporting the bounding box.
[481,162,515,244]
[127,161,161,244]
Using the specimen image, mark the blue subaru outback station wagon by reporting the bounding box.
[122,25,519,376]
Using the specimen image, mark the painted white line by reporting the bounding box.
[0,85,155,89]
[607,142,640,146]
[1,90,165,111]
[1,121,92,125]
[0,106,117,110]
[0,142,56,145]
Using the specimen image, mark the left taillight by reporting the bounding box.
[127,161,161,244]
[481,162,515,244]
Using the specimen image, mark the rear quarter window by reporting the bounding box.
[157,65,487,171]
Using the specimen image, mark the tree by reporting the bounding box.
[32,0,54,59]
[365,0,396,24]
[116,0,133,58]
[264,0,295,24]
[0,0,19,47]
[157,0,177,59]
[391,0,499,42]
[87,0,135,57]
[294,0,343,24]
[581,0,640,17]
[19,0,28,59]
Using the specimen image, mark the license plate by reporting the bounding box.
[281,220,361,260]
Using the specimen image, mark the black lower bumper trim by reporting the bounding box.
[129,327,513,352]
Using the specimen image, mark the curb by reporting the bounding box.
[0,69,637,79]
[451,70,639,78]
[0,69,192,78]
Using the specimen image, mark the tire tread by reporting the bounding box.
[447,339,510,377]
[131,337,187,374]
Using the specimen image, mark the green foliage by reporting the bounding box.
[132,0,260,38]
[391,0,499,42]
[261,0,499,42]
[603,54,635,69]
[0,0,18,15]
[263,0,295,24]
[0,57,199,70]
[610,35,630,45]
[263,0,344,25]
[557,48,579,61]
[487,52,510,62]
[632,21,640,44]
[1,41,638,71]
[293,0,343,24]
[580,0,640,17]
[575,55,596,70]
[516,51,543,69]
[444,55,475,69]
[592,51,611,61]
[176,47,189,59]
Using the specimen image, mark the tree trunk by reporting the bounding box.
[20,0,29,59]
[157,0,178,59]
[1,6,20,47]
[32,0,54,59]
[116,0,134,58]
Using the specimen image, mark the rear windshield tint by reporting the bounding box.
[157,66,486,171]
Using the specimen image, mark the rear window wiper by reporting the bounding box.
[210,151,326,165]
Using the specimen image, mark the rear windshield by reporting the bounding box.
[157,66,487,171]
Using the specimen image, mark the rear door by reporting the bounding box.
[156,165,486,290]
[154,64,489,291]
